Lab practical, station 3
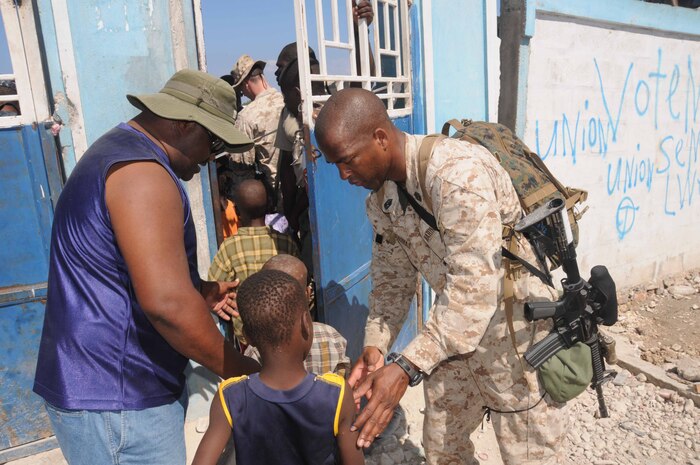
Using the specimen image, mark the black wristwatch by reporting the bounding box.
[387,352,424,387]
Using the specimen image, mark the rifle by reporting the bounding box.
[515,198,618,418]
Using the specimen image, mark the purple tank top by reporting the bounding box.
[33,123,200,410]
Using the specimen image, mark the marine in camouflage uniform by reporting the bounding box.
[230,55,285,212]
[233,88,284,208]
[315,89,568,465]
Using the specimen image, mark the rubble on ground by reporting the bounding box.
[364,269,700,465]
[564,369,699,465]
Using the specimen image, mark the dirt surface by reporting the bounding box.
[609,270,700,376]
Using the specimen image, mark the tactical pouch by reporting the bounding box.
[538,342,593,403]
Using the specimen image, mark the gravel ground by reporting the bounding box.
[564,369,699,465]
[364,370,699,465]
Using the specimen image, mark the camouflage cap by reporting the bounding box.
[126,69,253,153]
[230,54,266,88]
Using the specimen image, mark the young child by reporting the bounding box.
[244,254,351,377]
[208,178,298,344]
[192,269,364,465]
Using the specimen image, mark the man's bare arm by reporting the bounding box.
[105,161,259,378]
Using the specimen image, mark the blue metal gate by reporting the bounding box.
[0,125,62,460]
[296,0,425,359]
[0,0,211,458]
[300,0,498,359]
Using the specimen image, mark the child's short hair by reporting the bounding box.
[234,179,268,219]
[237,269,307,349]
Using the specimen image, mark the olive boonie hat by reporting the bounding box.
[127,69,253,153]
[231,54,266,88]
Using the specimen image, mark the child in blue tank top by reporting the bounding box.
[193,269,364,465]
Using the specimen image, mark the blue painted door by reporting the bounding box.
[299,0,424,360]
[0,1,64,457]
[307,117,417,360]
[0,125,62,456]
[300,0,497,359]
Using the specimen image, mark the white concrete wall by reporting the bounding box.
[521,17,700,288]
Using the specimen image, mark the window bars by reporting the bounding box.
[294,0,412,129]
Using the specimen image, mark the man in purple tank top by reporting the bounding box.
[33,69,260,465]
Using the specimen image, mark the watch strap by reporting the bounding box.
[388,352,423,387]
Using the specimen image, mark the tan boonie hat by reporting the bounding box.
[231,54,266,88]
[126,69,254,153]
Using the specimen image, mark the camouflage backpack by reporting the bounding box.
[415,119,588,278]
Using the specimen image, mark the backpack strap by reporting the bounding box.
[417,134,446,212]
[501,247,553,287]
[441,119,466,135]
[503,233,522,360]
[414,134,554,288]
[398,179,553,289]
[521,183,558,210]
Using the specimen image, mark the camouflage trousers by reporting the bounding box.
[422,302,569,465]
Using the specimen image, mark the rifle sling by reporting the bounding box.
[396,182,438,230]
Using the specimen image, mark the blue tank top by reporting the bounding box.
[220,373,344,465]
[33,123,200,410]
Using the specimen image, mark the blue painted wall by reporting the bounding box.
[431,0,491,125]
[65,0,177,144]
[531,0,700,36]
[0,301,54,451]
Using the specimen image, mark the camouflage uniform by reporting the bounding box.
[364,134,568,465]
[232,88,285,210]
[275,108,313,274]
[275,107,306,189]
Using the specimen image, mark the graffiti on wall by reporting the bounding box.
[532,49,700,240]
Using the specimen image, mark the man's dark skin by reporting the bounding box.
[106,110,259,379]
[315,88,420,449]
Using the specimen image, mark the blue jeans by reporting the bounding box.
[45,394,187,465]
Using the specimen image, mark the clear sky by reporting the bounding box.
[201,0,298,90]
